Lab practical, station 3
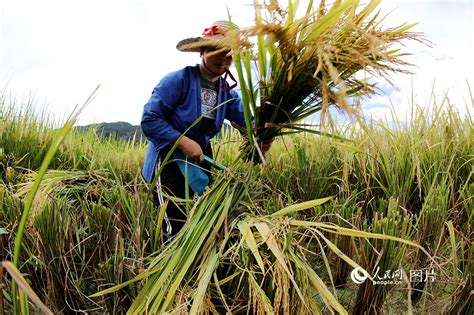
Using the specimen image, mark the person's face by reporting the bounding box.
[201,49,233,76]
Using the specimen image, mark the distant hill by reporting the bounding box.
[75,121,235,143]
[75,122,145,143]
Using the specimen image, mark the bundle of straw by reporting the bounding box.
[91,167,427,313]
[232,0,423,158]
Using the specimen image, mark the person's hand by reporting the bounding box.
[178,136,204,162]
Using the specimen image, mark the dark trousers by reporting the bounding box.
[153,144,213,236]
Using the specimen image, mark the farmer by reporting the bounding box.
[141,21,271,237]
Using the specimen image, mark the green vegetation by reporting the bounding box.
[1,90,472,313]
[1,1,472,314]
[232,0,423,161]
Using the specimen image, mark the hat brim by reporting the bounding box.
[176,37,230,52]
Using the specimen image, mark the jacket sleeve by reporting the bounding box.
[225,90,248,128]
[141,73,183,151]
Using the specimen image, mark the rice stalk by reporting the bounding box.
[10,85,99,313]
[231,0,425,158]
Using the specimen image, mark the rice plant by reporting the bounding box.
[1,2,472,312]
[2,89,472,313]
[232,0,425,160]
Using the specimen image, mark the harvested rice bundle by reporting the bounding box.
[233,0,424,160]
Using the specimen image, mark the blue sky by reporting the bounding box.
[1,0,472,125]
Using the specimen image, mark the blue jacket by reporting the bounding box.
[141,65,246,182]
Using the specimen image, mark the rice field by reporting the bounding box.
[1,90,472,314]
[1,1,473,314]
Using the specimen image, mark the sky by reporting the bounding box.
[1,0,473,126]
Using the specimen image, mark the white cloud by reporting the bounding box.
[355,0,473,121]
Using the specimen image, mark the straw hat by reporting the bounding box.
[176,20,239,53]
